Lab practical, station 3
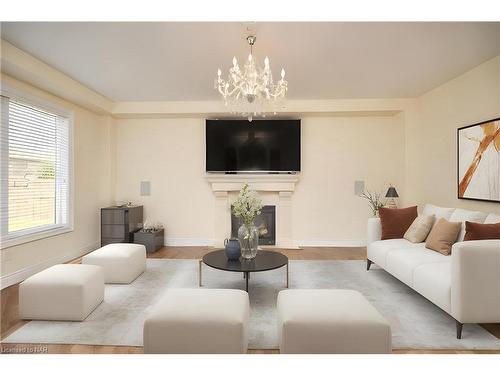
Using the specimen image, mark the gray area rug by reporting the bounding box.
[4,259,500,350]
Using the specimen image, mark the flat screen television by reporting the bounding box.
[206,119,301,173]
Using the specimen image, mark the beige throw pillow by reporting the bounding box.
[404,214,435,243]
[425,218,462,255]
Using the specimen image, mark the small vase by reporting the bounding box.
[224,238,241,261]
[238,223,259,260]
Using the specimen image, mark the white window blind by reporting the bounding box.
[1,94,72,247]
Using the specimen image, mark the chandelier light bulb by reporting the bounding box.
[217,68,222,76]
[264,57,269,66]
[233,57,237,66]
[281,68,286,79]
[248,54,252,61]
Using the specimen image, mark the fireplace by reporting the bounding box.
[231,205,276,245]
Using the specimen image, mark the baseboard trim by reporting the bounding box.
[163,238,366,248]
[296,239,367,247]
[164,238,216,247]
[0,241,100,290]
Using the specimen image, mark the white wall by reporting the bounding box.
[405,56,500,215]
[1,75,113,280]
[113,114,405,245]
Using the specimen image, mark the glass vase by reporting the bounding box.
[238,223,259,259]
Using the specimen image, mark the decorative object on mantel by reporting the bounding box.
[223,238,241,261]
[458,117,500,202]
[214,34,288,122]
[385,185,399,208]
[232,183,263,259]
[360,188,386,217]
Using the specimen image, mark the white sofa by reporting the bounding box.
[367,204,500,339]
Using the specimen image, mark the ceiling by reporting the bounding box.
[1,22,500,101]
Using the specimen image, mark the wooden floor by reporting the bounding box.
[1,246,499,355]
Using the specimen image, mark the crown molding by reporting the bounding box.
[1,39,113,114]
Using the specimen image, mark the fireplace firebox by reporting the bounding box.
[231,205,276,245]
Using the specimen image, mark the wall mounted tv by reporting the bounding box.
[206,119,301,173]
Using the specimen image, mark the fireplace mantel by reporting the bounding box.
[206,174,300,248]
[205,174,300,193]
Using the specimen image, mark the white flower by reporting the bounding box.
[232,183,263,226]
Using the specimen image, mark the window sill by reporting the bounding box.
[1,226,73,249]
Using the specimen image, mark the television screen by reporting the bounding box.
[206,119,301,173]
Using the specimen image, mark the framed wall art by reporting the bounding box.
[457,117,500,203]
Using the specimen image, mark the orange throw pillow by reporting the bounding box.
[463,221,500,241]
[379,206,418,240]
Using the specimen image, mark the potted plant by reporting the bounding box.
[232,183,263,259]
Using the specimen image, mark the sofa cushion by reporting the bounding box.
[368,239,424,268]
[413,262,451,313]
[425,218,462,255]
[463,221,500,241]
[423,204,455,228]
[404,214,435,243]
[484,213,500,224]
[379,206,418,240]
[385,246,451,287]
[449,208,488,242]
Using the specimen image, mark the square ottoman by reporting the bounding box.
[143,289,249,354]
[82,243,146,284]
[19,264,104,321]
[277,289,392,354]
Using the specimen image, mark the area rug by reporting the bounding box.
[3,259,500,350]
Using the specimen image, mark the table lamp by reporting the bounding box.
[385,186,399,208]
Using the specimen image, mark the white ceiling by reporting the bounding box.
[1,22,500,101]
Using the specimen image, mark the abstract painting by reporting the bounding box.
[458,118,500,202]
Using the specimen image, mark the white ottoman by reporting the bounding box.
[143,289,249,354]
[277,289,392,354]
[19,264,104,321]
[82,243,146,284]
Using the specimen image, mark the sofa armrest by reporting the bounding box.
[367,218,382,246]
[451,240,500,323]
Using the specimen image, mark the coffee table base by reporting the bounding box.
[199,260,289,292]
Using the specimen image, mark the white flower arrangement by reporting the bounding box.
[141,220,164,233]
[232,183,263,227]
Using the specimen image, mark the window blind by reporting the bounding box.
[1,95,70,244]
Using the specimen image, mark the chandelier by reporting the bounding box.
[215,35,288,122]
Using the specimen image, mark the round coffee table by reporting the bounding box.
[199,249,289,292]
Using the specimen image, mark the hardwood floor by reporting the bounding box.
[1,246,499,355]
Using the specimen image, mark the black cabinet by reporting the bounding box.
[101,206,143,246]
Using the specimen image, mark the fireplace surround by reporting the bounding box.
[206,174,299,248]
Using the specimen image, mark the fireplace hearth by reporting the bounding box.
[231,205,276,245]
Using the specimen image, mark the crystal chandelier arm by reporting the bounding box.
[214,35,288,119]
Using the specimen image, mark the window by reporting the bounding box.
[1,91,72,248]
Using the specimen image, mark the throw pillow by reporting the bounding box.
[463,221,500,241]
[403,214,435,243]
[379,206,418,240]
[425,218,462,255]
